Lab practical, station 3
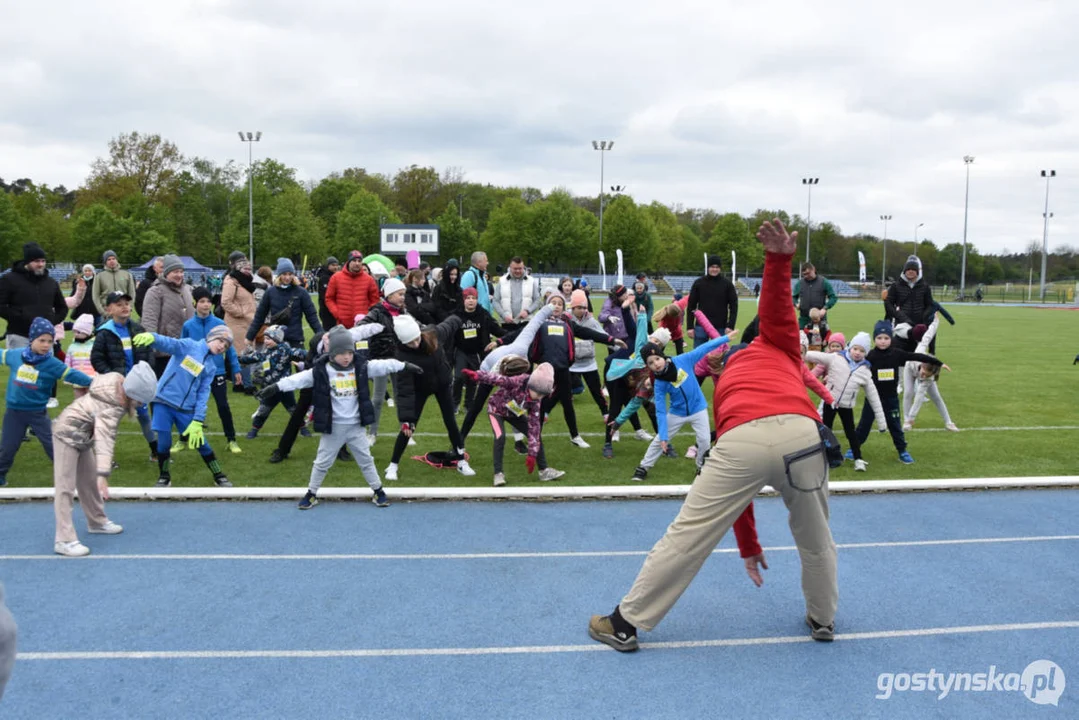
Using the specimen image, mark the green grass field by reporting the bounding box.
[2,298,1077,489]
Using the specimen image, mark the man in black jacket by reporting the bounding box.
[0,243,67,349]
[885,256,934,352]
[316,256,339,331]
[686,255,739,347]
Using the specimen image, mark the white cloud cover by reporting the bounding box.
[1,0,1076,254]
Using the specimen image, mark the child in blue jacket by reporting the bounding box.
[238,324,309,439]
[133,326,234,487]
[0,318,93,486]
[630,334,731,481]
[181,287,243,453]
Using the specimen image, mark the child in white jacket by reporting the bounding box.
[902,315,956,431]
[805,331,886,472]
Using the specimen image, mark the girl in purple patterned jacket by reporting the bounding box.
[462,357,565,487]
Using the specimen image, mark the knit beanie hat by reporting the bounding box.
[827,332,846,348]
[327,256,339,266]
[228,251,247,267]
[462,287,478,299]
[707,255,722,268]
[446,258,459,268]
[570,289,589,309]
[206,325,233,347]
[394,315,422,344]
[22,242,46,263]
[527,362,555,396]
[903,257,920,273]
[848,332,871,352]
[102,250,118,264]
[161,254,184,276]
[263,325,285,344]
[72,314,95,337]
[911,324,929,343]
[327,326,353,357]
[873,320,894,338]
[122,361,158,406]
[275,257,297,275]
[650,327,671,347]
[610,284,627,300]
[29,317,55,340]
[639,341,665,363]
[192,286,213,303]
[382,277,406,298]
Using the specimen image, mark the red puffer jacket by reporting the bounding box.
[325,269,381,327]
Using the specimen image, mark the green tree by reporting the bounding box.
[129,229,177,260]
[333,189,399,260]
[530,190,596,270]
[80,131,186,209]
[260,186,328,265]
[392,165,443,222]
[0,191,30,267]
[480,197,533,265]
[30,210,73,262]
[310,177,361,239]
[172,171,218,262]
[433,203,479,266]
[641,202,683,275]
[678,226,706,273]
[341,167,395,207]
[709,213,762,276]
[252,159,301,196]
[601,196,660,272]
[71,204,136,262]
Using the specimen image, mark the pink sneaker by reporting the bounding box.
[685,446,698,459]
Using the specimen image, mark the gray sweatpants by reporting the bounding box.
[309,422,381,493]
[640,409,711,470]
[620,414,838,632]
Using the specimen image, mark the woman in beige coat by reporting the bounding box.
[52,363,158,557]
[140,254,194,376]
[220,253,258,387]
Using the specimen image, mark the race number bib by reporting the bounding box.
[72,348,91,361]
[180,356,205,377]
[672,368,690,388]
[333,374,357,395]
[355,340,369,350]
[121,337,133,351]
[506,399,527,417]
[261,360,271,373]
[15,365,39,385]
[548,325,564,336]
[463,328,478,339]
[877,368,895,382]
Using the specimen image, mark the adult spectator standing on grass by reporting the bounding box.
[135,256,163,319]
[793,261,837,337]
[316,256,340,330]
[885,255,934,352]
[140,255,194,377]
[325,251,380,329]
[246,258,322,348]
[220,252,258,388]
[492,257,542,330]
[70,264,100,326]
[686,255,739,348]
[92,250,137,317]
[0,242,67,349]
[588,218,839,653]
[460,251,492,315]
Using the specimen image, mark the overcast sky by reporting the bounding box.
[2,0,1076,255]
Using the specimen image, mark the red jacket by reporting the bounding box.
[325,268,381,327]
[658,296,689,341]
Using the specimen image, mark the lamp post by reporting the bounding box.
[610,184,626,196]
[592,140,614,249]
[959,156,974,297]
[237,131,262,264]
[880,214,892,285]
[802,177,819,262]
[1040,170,1055,301]
[913,222,924,254]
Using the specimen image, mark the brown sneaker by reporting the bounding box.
[588,614,639,652]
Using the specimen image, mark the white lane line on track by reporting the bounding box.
[3,534,1076,561]
[16,621,1079,661]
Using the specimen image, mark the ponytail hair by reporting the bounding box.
[653,303,681,325]
[497,355,531,377]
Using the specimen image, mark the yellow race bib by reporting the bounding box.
[261,360,272,372]
[506,399,527,417]
[463,328,478,339]
[121,337,133,351]
[333,374,357,395]
[180,356,205,377]
[672,368,689,387]
[877,368,895,382]
[72,349,91,360]
[548,325,564,336]
[16,365,39,385]
[355,340,369,350]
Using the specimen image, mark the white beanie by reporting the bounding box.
[123,361,158,406]
[649,327,671,347]
[394,315,422,344]
[848,332,871,352]
[382,277,406,298]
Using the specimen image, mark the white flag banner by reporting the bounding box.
[857,251,867,283]
[731,251,737,281]
[598,251,607,291]
[616,249,624,287]
[703,252,708,275]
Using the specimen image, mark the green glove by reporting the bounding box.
[133,332,155,348]
[185,420,205,449]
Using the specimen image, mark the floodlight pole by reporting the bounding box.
[802,178,819,262]
[238,131,262,263]
[880,214,892,285]
[1040,170,1055,300]
[593,140,613,249]
[959,156,974,297]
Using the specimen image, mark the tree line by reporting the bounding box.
[1,131,1075,285]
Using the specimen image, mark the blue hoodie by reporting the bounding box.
[653,336,729,440]
[3,350,91,411]
[182,313,239,378]
[148,335,215,421]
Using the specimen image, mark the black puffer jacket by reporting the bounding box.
[686,273,739,334]
[360,301,402,359]
[90,319,153,374]
[405,285,436,325]
[430,263,462,322]
[135,266,157,318]
[0,260,67,337]
[393,316,462,423]
[885,278,934,328]
[70,277,99,322]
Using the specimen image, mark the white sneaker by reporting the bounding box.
[408,437,417,446]
[538,468,565,482]
[634,428,653,441]
[493,473,506,487]
[945,423,960,432]
[902,422,912,432]
[570,435,590,448]
[456,460,476,477]
[513,432,525,442]
[387,398,395,408]
[384,463,398,481]
[854,459,868,472]
[685,446,698,459]
[46,397,59,409]
[367,433,377,447]
[88,520,123,535]
[55,540,90,557]
[611,431,620,443]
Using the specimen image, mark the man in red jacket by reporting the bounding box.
[324,251,380,328]
[588,219,838,652]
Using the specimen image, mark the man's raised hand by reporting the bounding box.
[756,219,798,255]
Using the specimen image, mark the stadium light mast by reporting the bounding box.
[238,131,262,263]
[593,141,613,249]
[802,177,819,262]
[1040,169,1056,300]
[959,156,974,297]
[880,214,892,285]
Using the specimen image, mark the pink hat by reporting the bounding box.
[353,313,366,327]
[72,313,95,336]
[827,332,846,348]
[570,290,589,309]
[527,362,555,396]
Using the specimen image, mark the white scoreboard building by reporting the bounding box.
[380,224,440,255]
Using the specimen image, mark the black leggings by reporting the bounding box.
[673,337,685,355]
[572,370,609,417]
[492,413,546,474]
[210,376,237,442]
[391,385,464,463]
[605,380,644,443]
[252,390,296,429]
[276,387,313,456]
[540,367,578,437]
[822,405,860,460]
[460,382,494,444]
[453,350,481,411]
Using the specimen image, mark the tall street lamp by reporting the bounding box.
[959,156,974,297]
[592,140,614,249]
[238,131,262,264]
[913,222,924,254]
[880,214,892,285]
[802,177,819,262]
[1040,170,1056,300]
